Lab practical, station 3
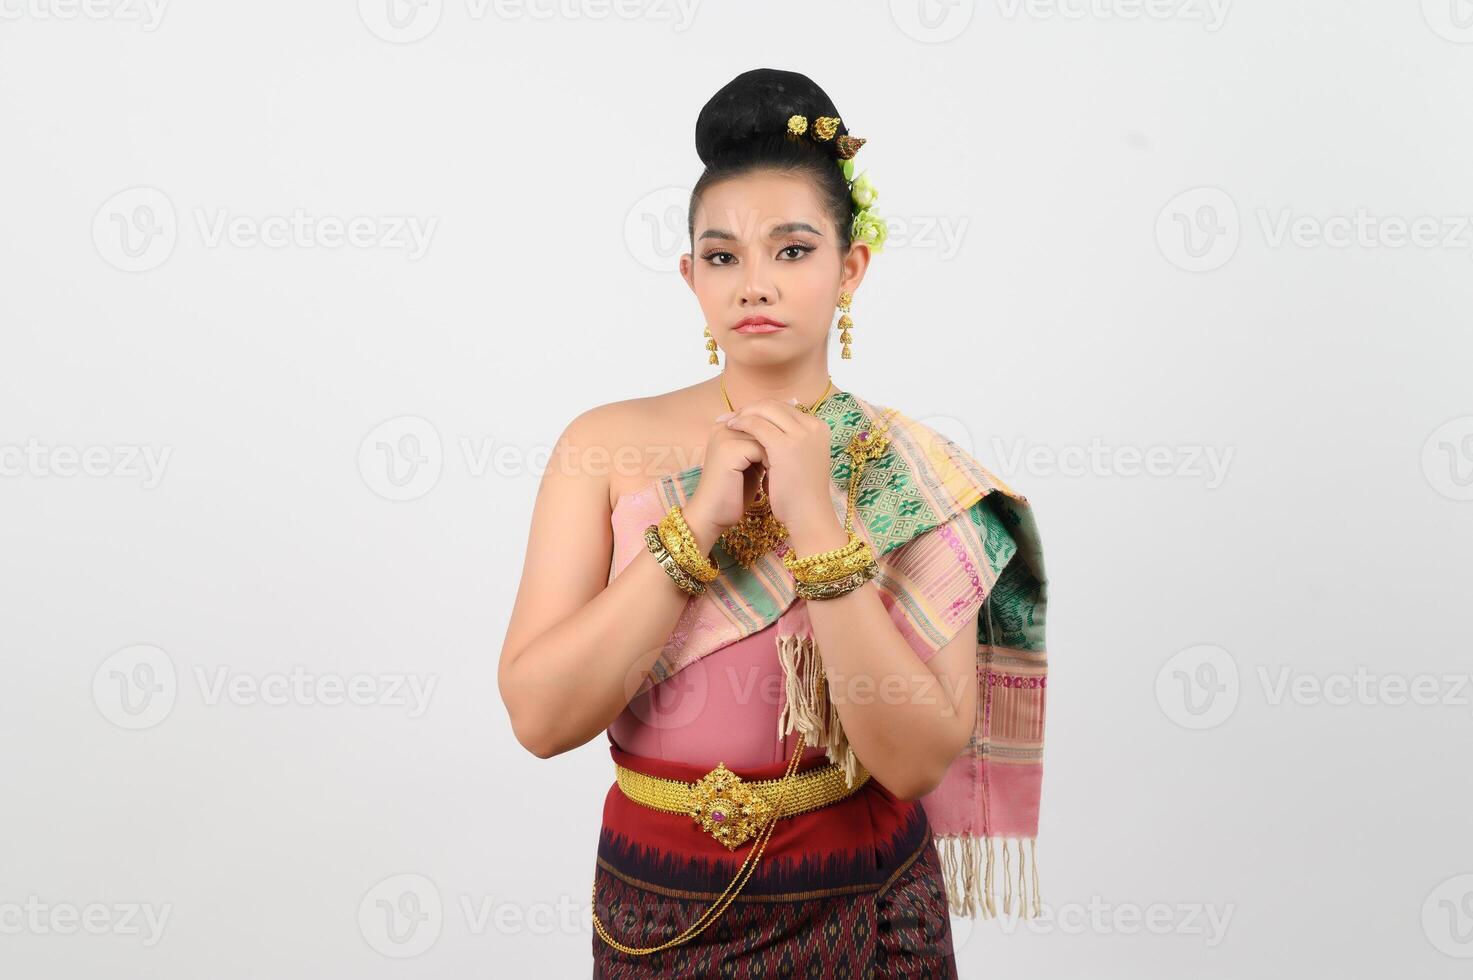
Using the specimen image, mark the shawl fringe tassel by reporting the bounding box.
[934,834,1042,919]
[775,631,864,787]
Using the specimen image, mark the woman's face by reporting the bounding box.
[680,170,869,366]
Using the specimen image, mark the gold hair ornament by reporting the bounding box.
[782,113,887,253]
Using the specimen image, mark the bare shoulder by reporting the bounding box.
[558,382,715,509]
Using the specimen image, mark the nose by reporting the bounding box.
[739,265,775,307]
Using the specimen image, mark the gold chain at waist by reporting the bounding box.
[614,757,869,850]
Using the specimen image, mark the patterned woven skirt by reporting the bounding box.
[591,743,959,978]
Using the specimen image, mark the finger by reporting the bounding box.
[729,398,805,434]
[725,413,787,447]
[719,428,768,464]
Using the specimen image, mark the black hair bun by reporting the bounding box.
[694,68,848,167]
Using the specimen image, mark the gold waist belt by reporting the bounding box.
[614,758,870,851]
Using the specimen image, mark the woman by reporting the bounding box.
[497,68,1049,977]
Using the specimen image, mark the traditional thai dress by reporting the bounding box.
[591,389,1049,978]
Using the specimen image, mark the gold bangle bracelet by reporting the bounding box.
[782,529,866,573]
[644,525,706,596]
[793,561,878,600]
[785,535,875,583]
[657,505,719,584]
[795,539,872,577]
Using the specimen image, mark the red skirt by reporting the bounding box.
[591,741,958,978]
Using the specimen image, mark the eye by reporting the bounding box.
[779,244,815,260]
[702,251,736,266]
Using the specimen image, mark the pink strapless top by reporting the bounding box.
[607,622,829,770]
[604,477,830,770]
[598,601,830,766]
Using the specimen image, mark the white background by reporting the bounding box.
[3,1,1472,977]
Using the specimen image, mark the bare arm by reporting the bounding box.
[496,407,726,759]
[790,513,980,801]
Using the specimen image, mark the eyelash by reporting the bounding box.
[703,244,815,266]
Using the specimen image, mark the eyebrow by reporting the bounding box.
[696,221,825,242]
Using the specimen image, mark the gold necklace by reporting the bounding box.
[718,375,834,416]
[715,375,835,569]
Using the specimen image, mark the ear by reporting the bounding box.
[839,242,871,296]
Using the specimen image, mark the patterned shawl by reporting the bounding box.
[607,389,1049,919]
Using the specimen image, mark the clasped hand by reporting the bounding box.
[687,397,842,544]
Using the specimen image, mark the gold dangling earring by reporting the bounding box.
[836,292,854,359]
[703,324,719,366]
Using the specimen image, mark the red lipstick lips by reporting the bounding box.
[733,315,786,334]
